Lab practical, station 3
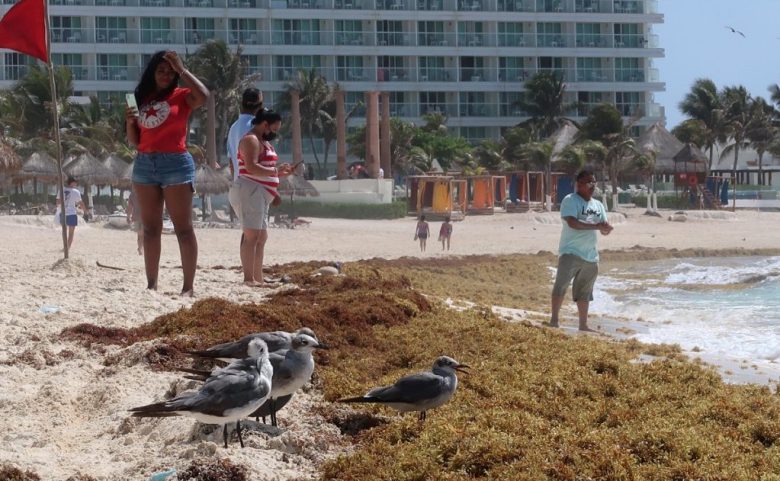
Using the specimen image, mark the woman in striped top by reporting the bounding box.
[236,109,293,286]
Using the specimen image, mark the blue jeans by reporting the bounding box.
[132,152,195,189]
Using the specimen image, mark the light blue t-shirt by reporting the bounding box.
[558,193,608,263]
[226,113,255,182]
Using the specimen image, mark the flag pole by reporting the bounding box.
[42,0,68,258]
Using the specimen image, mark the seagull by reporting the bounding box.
[338,356,469,421]
[184,333,328,427]
[129,338,273,448]
[188,327,319,361]
[725,26,745,37]
[312,261,343,277]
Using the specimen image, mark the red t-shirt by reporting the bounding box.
[137,87,192,153]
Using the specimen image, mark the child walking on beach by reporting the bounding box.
[439,216,452,251]
[414,215,430,252]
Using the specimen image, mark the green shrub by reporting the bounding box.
[272,200,407,219]
[632,194,692,210]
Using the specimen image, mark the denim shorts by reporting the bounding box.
[60,214,78,227]
[132,152,195,189]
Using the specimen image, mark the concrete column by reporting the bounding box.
[380,91,391,179]
[336,89,347,179]
[365,91,380,178]
[291,89,303,168]
[206,92,217,167]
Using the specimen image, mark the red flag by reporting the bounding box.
[0,0,47,62]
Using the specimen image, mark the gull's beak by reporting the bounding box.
[455,363,470,374]
[315,342,330,350]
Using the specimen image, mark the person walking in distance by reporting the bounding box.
[236,109,293,286]
[414,215,430,252]
[549,170,613,331]
[438,216,452,251]
[56,176,87,251]
[125,50,209,296]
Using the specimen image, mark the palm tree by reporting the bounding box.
[745,97,777,186]
[518,141,554,210]
[471,139,509,172]
[500,126,531,168]
[515,71,573,141]
[679,78,727,177]
[633,149,657,214]
[278,69,333,173]
[720,86,755,210]
[187,40,259,164]
[6,65,75,140]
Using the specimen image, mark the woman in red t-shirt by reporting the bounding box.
[125,50,208,296]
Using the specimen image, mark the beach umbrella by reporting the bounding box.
[0,138,21,174]
[103,154,131,199]
[64,152,115,213]
[15,152,59,197]
[278,174,319,220]
[194,164,230,221]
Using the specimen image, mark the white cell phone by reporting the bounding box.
[125,93,138,110]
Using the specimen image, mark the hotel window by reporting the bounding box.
[273,19,321,45]
[458,21,484,47]
[51,54,85,80]
[335,20,364,45]
[95,17,127,43]
[460,127,487,142]
[500,92,525,116]
[537,56,564,78]
[577,91,608,116]
[97,54,129,81]
[389,92,408,116]
[378,56,406,81]
[499,57,526,82]
[186,18,216,43]
[345,91,365,116]
[460,56,485,81]
[230,19,259,44]
[337,56,365,81]
[419,91,447,115]
[140,17,171,44]
[418,21,446,46]
[240,55,262,76]
[576,57,606,82]
[616,91,642,116]
[418,57,448,81]
[498,22,524,47]
[275,55,321,80]
[615,57,642,81]
[537,22,563,47]
[614,23,640,47]
[51,16,82,43]
[4,53,31,81]
[576,23,602,47]
[459,92,488,116]
[377,20,405,46]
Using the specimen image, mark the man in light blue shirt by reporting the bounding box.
[550,170,613,331]
[227,88,263,217]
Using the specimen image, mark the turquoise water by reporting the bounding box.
[591,256,780,363]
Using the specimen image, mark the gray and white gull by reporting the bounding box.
[188,327,318,361]
[129,338,273,448]
[339,356,469,421]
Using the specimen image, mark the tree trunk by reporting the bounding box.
[758,151,764,186]
[707,143,714,178]
[308,135,321,174]
[336,90,347,180]
[731,145,739,212]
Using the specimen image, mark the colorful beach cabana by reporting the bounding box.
[492,175,507,207]
[465,175,495,214]
[406,175,466,220]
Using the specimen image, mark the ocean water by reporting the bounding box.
[590,256,780,365]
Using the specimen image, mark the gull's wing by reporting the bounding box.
[366,371,446,404]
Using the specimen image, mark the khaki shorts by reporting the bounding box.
[237,177,270,230]
[228,181,241,221]
[552,254,599,302]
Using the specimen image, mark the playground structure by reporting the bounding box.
[406,175,467,220]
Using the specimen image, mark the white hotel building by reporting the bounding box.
[0,0,664,155]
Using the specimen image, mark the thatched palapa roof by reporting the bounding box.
[673,143,708,173]
[15,152,59,182]
[550,120,580,161]
[278,174,319,197]
[637,123,685,174]
[64,152,115,185]
[194,164,230,195]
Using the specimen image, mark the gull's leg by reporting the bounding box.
[270,398,277,427]
[237,420,244,448]
[223,424,228,448]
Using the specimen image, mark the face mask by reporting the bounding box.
[262,132,277,142]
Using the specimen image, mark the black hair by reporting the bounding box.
[251,108,282,126]
[444,216,450,222]
[576,169,595,181]
[66,176,77,185]
[420,215,426,221]
[134,51,180,108]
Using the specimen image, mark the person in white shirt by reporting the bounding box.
[227,87,263,220]
[56,176,87,250]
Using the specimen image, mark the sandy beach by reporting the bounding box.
[1,207,779,480]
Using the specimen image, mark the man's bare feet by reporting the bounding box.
[180,289,195,298]
[546,320,559,328]
[578,325,597,332]
[243,280,276,288]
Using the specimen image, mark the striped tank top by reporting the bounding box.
[237,135,279,200]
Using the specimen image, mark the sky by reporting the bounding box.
[654,0,780,129]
